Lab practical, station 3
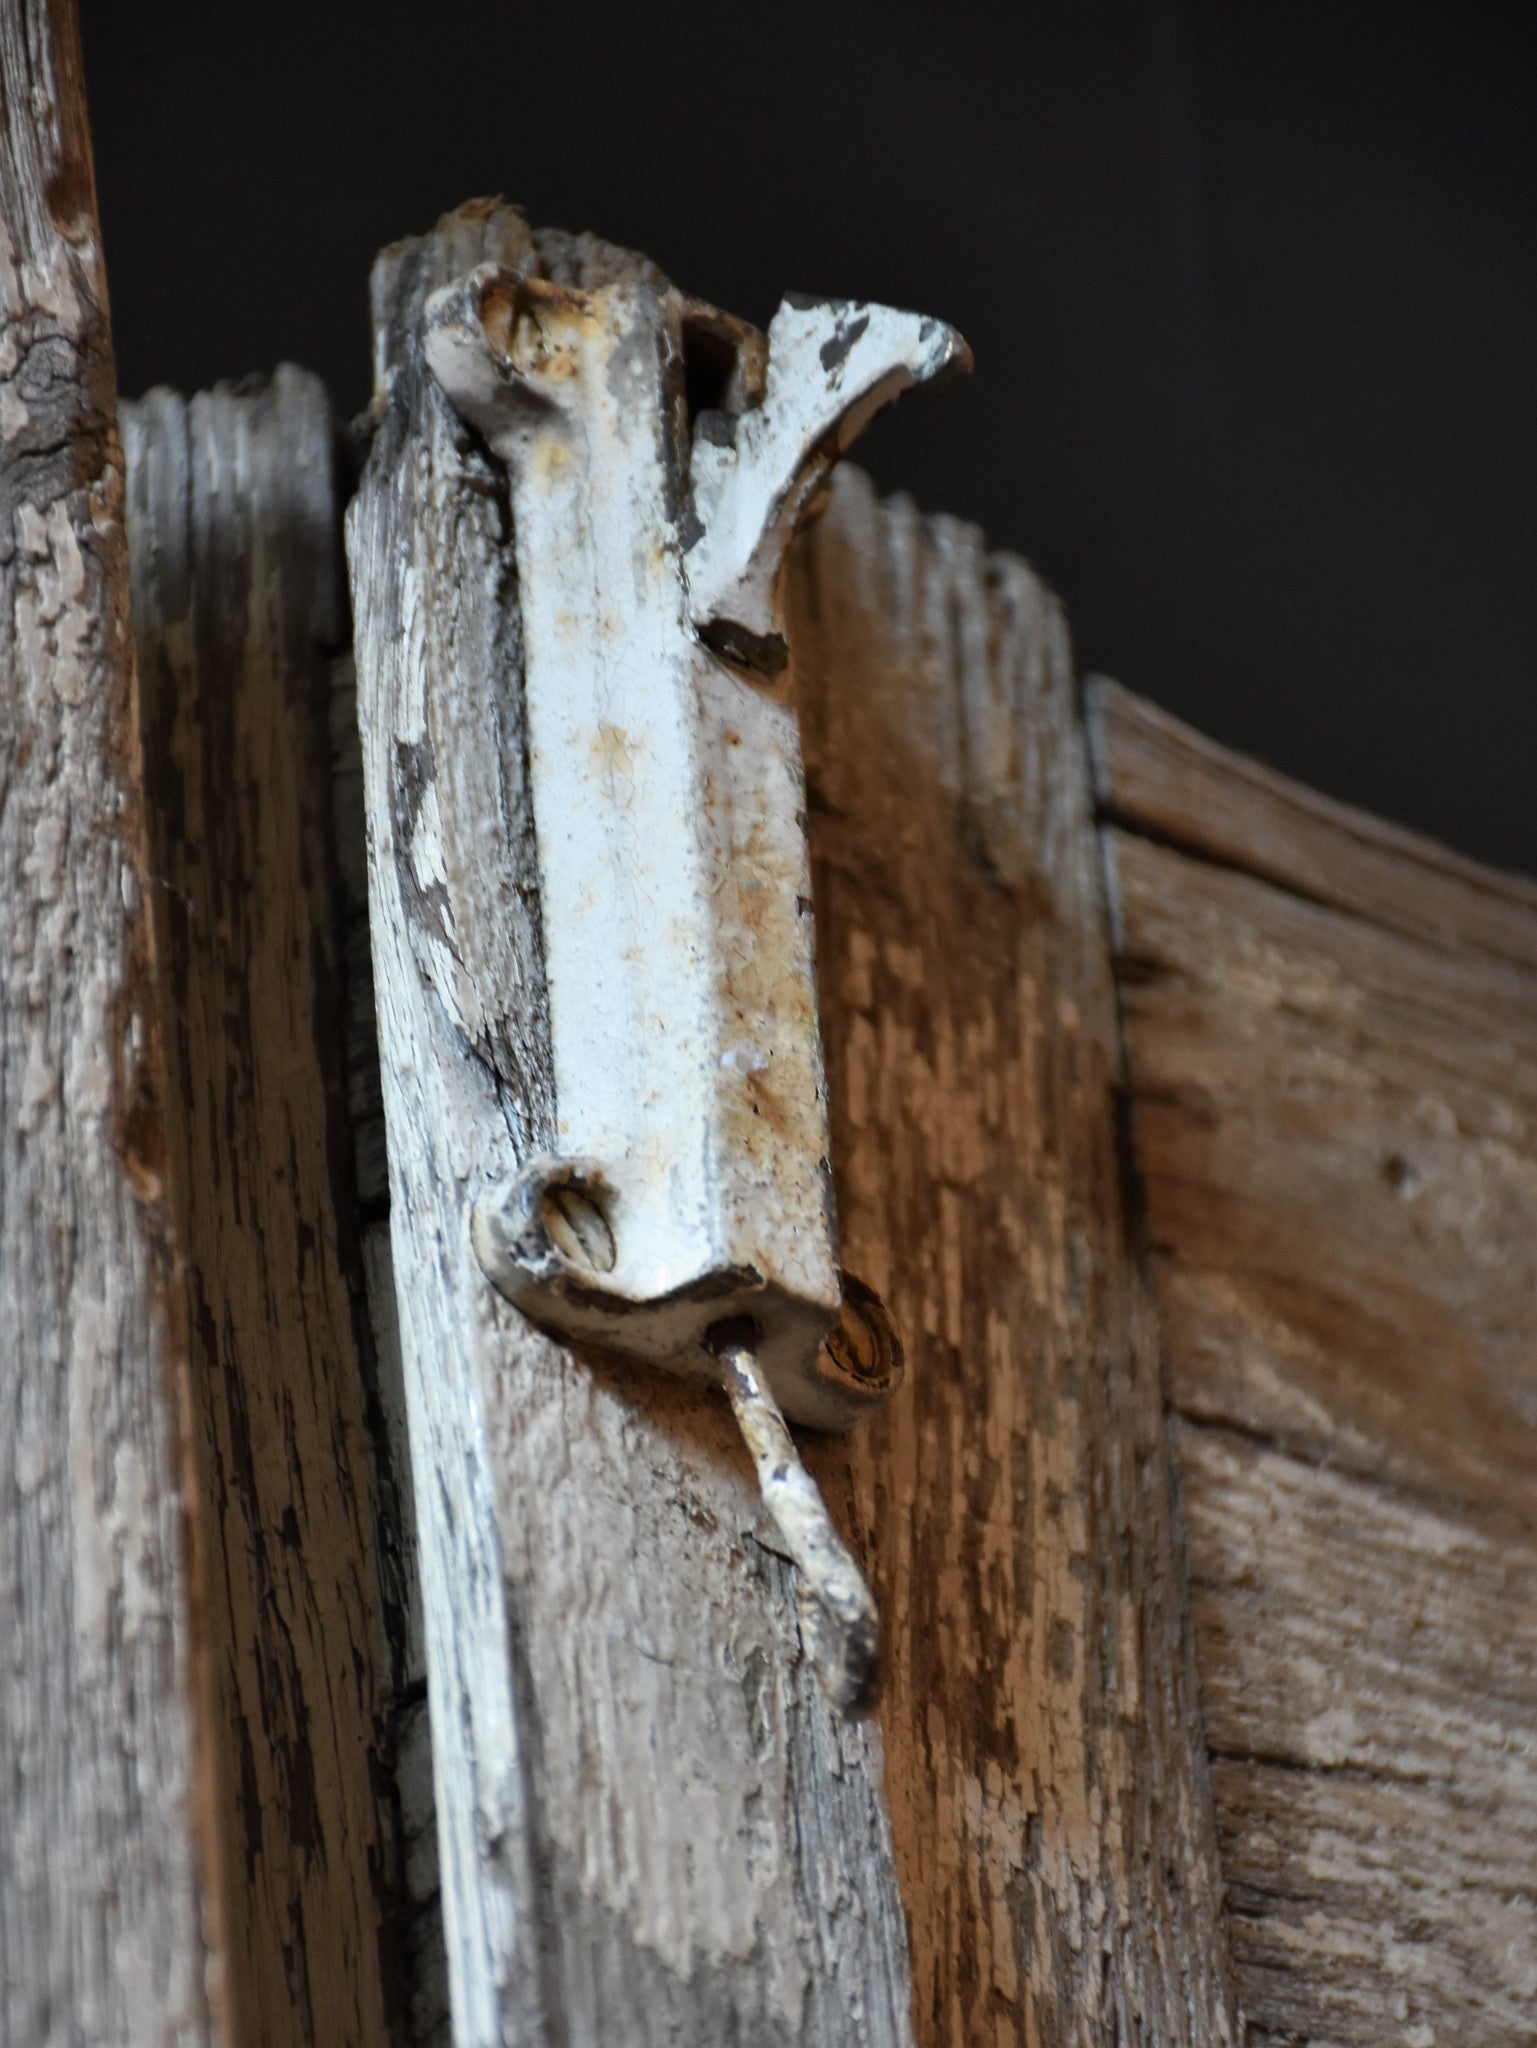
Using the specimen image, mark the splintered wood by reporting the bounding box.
[1090,678,1537,2045]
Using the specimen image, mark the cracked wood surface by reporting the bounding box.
[1090,678,1537,2044]
[0,3,215,2041]
[123,369,409,2048]
[348,198,1235,2047]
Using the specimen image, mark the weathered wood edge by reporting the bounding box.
[330,633,451,2048]
[123,368,413,2048]
[348,205,556,2048]
[1,2,219,2040]
[1084,672,1537,971]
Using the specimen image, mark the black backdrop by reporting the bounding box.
[81,1,1536,873]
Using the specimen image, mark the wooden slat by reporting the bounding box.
[1094,681,1537,2042]
[123,370,408,2048]
[0,3,217,2039]
[792,480,1240,2046]
[1108,828,1537,1522]
[348,198,1236,2045]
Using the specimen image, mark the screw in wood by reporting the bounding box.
[538,1176,616,1272]
[712,1332,882,1715]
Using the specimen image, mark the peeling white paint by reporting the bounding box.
[425,263,965,1430]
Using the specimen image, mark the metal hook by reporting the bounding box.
[714,1335,882,1716]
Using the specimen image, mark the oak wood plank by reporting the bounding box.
[792,481,1238,2047]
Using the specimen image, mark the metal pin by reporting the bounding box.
[714,1335,882,1715]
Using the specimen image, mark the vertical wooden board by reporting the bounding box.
[123,370,409,2048]
[786,476,1239,2045]
[1091,680,1537,2042]
[0,3,216,2041]
[349,203,915,2048]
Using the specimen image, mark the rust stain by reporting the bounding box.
[590,723,639,780]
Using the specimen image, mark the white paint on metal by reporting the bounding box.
[425,264,965,1429]
[685,294,971,643]
[717,1337,882,1714]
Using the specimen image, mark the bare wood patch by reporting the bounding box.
[1107,826,1537,1525]
[1190,1421,1537,2041]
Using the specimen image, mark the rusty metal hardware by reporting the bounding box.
[424,259,966,1707]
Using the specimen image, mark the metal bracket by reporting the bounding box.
[424,258,967,1705]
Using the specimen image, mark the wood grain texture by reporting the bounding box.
[0,3,216,2041]
[1188,1425,1537,2046]
[348,198,1236,2046]
[123,370,409,2048]
[1090,677,1537,2043]
[791,479,1238,2046]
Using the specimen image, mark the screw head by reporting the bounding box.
[821,1271,902,1399]
[539,1175,616,1274]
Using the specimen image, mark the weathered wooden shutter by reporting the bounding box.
[344,203,1235,2048]
[5,12,1536,2044]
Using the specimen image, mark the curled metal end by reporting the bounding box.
[713,1332,882,1716]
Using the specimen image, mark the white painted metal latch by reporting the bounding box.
[423,260,968,1710]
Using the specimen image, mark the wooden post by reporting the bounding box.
[0,3,217,2039]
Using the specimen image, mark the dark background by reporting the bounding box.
[81,1,1537,873]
